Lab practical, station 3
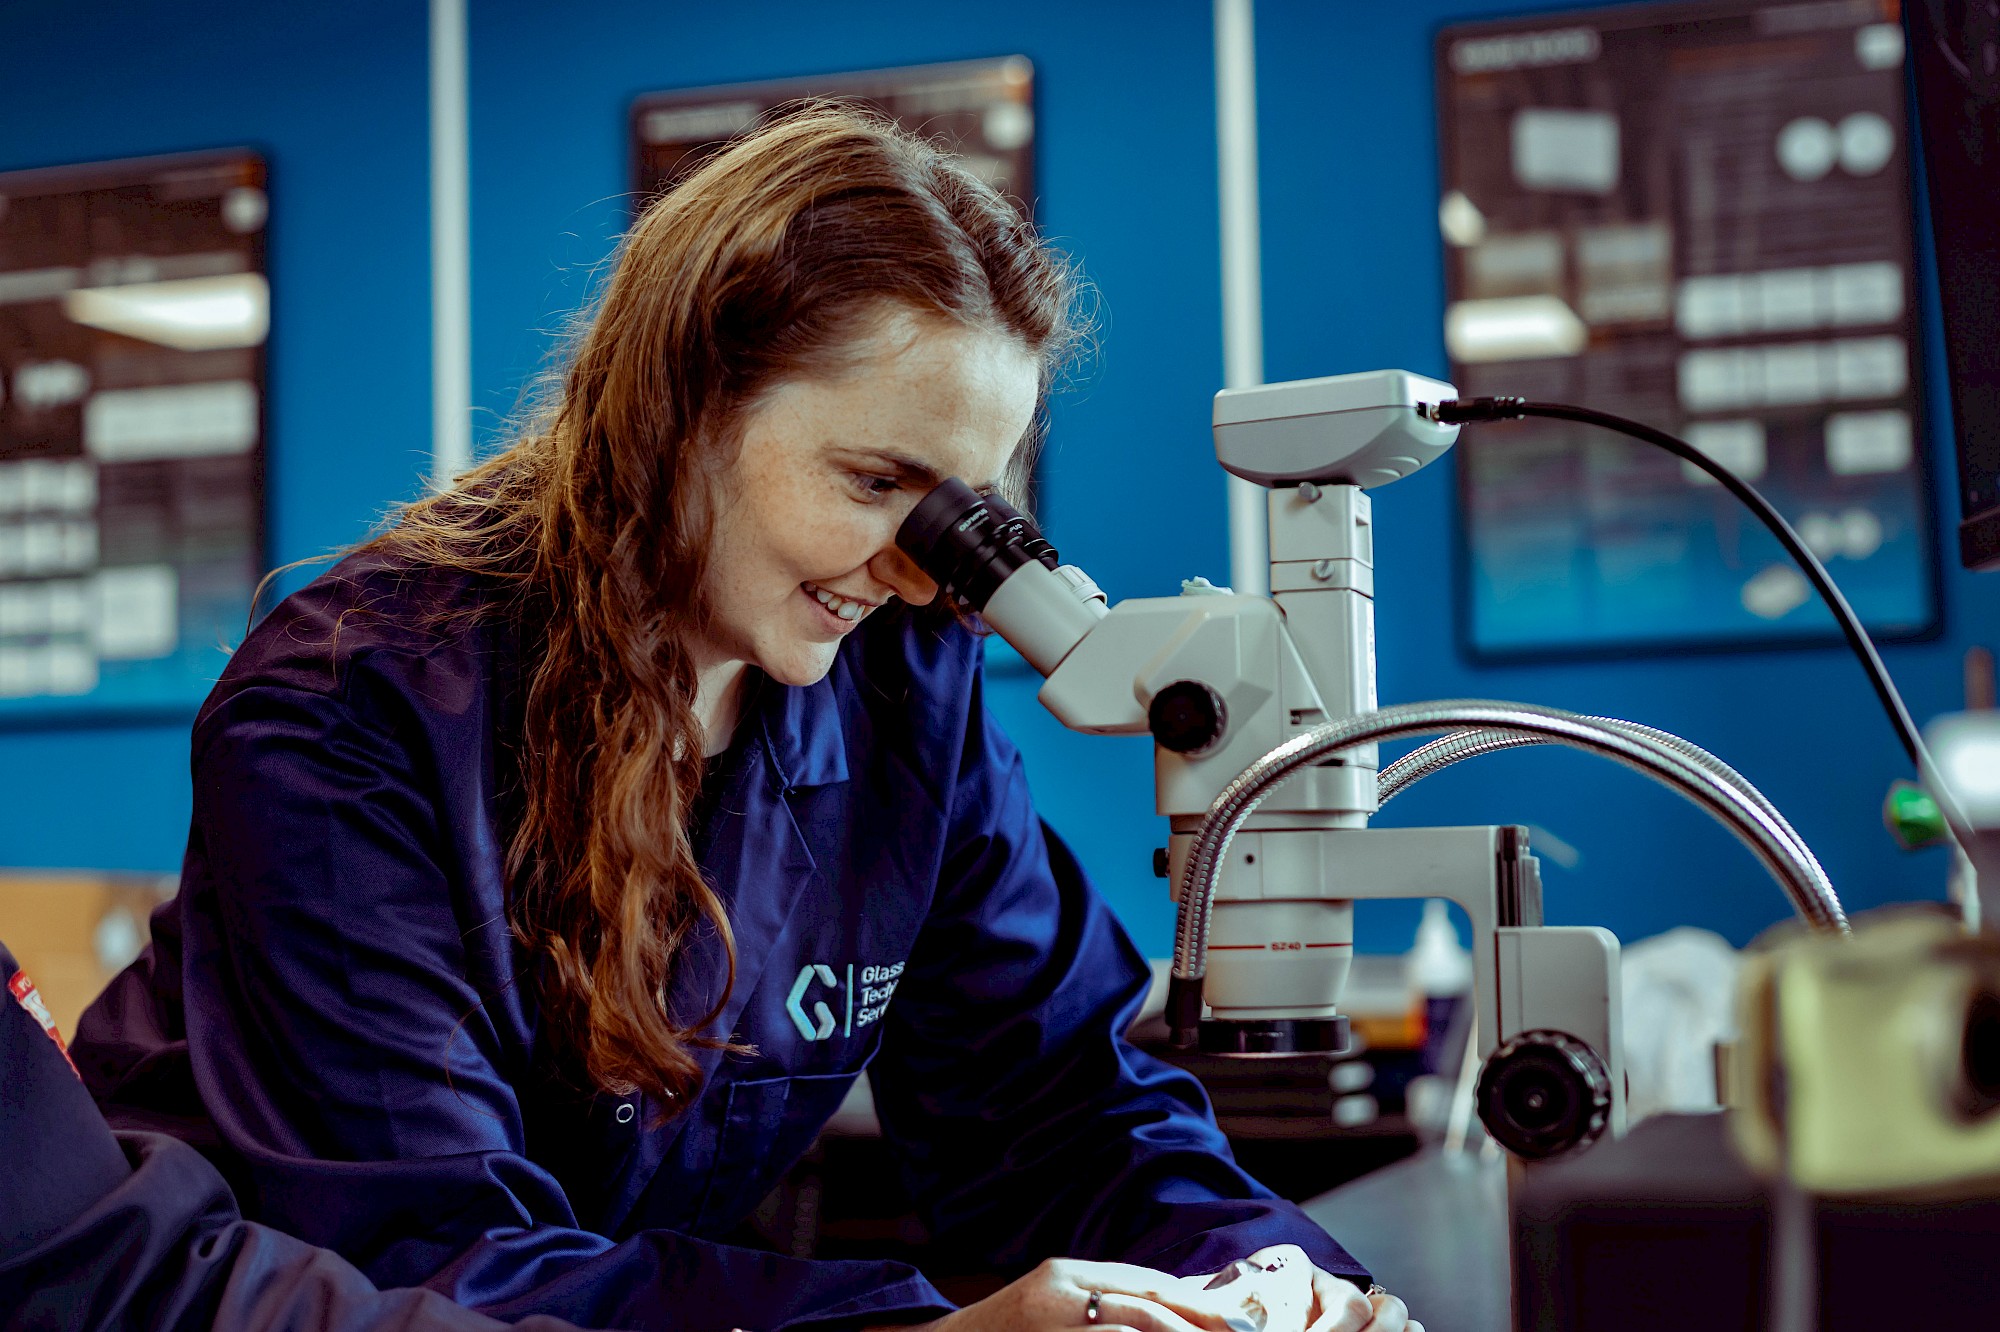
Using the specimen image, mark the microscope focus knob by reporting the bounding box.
[1148,681,1228,756]
[1475,1029,1612,1160]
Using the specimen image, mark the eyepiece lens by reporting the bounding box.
[895,479,1057,611]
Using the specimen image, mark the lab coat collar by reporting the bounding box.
[754,666,849,793]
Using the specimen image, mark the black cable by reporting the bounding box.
[1434,395,1927,768]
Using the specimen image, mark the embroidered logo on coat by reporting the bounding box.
[9,969,79,1078]
[785,959,904,1042]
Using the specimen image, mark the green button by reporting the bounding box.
[1884,780,1948,850]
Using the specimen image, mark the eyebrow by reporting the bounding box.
[857,449,1000,494]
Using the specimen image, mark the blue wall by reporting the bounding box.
[1244,0,1995,952]
[0,0,431,875]
[2,1,1991,959]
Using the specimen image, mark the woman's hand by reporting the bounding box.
[867,1256,1258,1331]
[1302,1271,1419,1332]
[1180,1245,1423,1332]
[862,1246,1420,1332]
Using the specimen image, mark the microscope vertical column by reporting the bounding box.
[1266,483,1378,816]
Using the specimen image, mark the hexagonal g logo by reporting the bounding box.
[786,963,838,1041]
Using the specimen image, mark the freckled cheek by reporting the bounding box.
[785,510,894,580]
[735,470,895,582]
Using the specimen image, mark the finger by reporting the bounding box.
[1360,1293,1411,1332]
[1052,1261,1236,1329]
[1305,1272,1374,1332]
[1056,1259,1205,1301]
[1091,1293,1213,1332]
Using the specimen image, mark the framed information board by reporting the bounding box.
[1437,1,1938,659]
[0,150,267,720]
[632,57,1036,214]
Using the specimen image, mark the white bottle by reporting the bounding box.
[1408,899,1472,1073]
[1409,899,1472,997]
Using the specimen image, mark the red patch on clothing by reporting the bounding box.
[9,969,79,1079]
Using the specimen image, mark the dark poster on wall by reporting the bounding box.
[1436,0,1936,659]
[632,56,1036,213]
[0,150,267,721]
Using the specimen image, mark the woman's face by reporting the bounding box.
[697,307,1042,687]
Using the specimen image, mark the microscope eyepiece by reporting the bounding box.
[896,478,1059,611]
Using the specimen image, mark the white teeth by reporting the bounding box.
[805,582,867,620]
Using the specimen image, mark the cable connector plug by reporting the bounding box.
[1433,396,1527,424]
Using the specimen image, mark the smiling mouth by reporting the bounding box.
[802,581,877,624]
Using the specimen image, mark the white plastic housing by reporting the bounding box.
[981,560,1109,675]
[1499,924,1628,1137]
[1212,369,1459,488]
[1035,592,1371,818]
[1201,897,1355,1019]
[1267,484,1378,771]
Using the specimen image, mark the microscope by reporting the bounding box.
[898,368,1847,1165]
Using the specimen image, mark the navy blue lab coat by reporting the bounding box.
[0,939,587,1332]
[70,553,1367,1330]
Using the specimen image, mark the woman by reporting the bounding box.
[71,106,1417,1332]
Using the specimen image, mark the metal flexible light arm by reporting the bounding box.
[1164,700,1849,1042]
[1379,717,1834,904]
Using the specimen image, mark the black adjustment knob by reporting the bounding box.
[1152,847,1170,878]
[1475,1029,1612,1160]
[1148,681,1228,756]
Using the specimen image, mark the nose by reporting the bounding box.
[869,543,938,607]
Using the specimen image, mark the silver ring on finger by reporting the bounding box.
[1084,1288,1103,1324]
